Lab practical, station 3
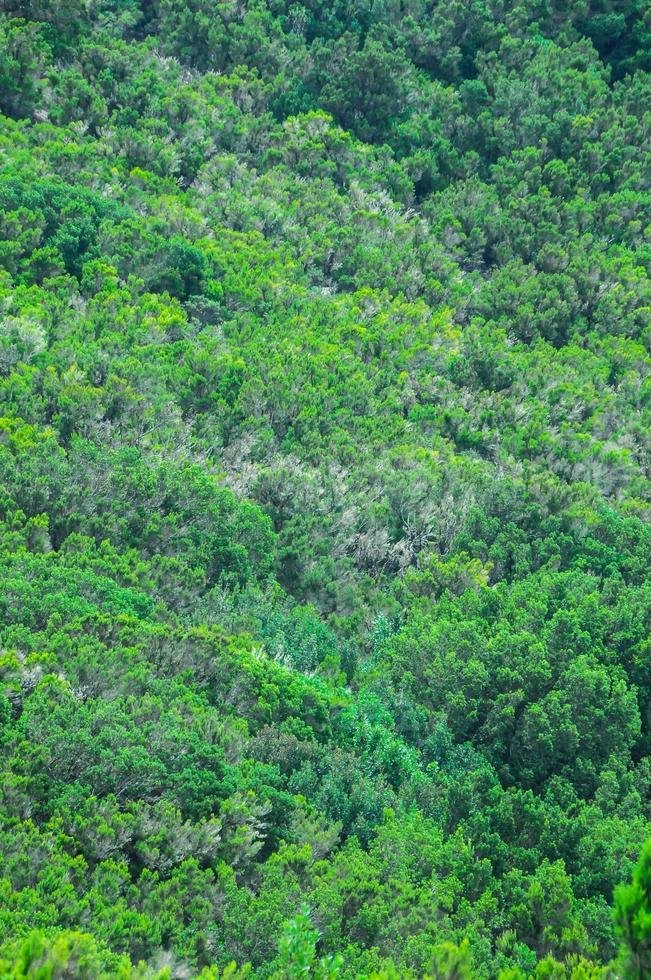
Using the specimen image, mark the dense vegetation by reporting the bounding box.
[0,0,650,976]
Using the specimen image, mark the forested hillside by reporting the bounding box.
[0,1,650,976]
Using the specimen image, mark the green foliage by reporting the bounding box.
[614,837,651,979]
[0,0,649,977]
[269,908,343,978]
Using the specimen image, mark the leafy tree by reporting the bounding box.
[614,837,651,979]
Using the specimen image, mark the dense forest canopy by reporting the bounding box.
[0,0,650,976]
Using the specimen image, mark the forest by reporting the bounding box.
[0,0,650,976]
